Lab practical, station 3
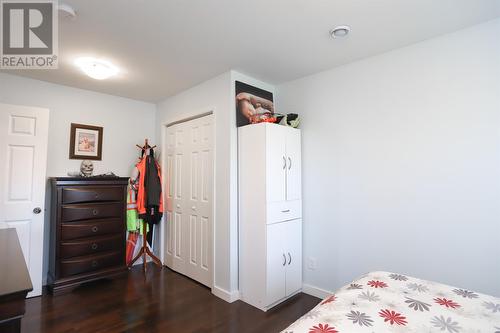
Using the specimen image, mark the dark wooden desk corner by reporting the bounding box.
[0,228,33,333]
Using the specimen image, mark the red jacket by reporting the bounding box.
[136,157,163,215]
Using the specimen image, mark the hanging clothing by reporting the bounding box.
[136,149,163,246]
[126,189,148,234]
[136,153,163,218]
[125,232,138,266]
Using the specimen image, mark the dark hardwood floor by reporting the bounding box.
[22,264,319,333]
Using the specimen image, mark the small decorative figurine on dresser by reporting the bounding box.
[80,160,94,177]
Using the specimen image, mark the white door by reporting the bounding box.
[285,128,301,201]
[0,103,49,297]
[164,122,187,273]
[266,222,287,305]
[164,114,213,287]
[285,219,302,296]
[266,125,287,202]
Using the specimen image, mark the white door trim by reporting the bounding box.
[161,109,215,290]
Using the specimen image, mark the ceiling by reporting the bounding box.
[3,0,500,102]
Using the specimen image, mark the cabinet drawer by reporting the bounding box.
[62,186,123,204]
[60,234,123,259]
[62,203,122,222]
[267,200,302,224]
[61,218,123,240]
[60,251,122,277]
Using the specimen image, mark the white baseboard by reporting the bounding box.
[302,283,333,299]
[212,285,240,303]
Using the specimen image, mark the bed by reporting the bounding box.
[282,271,500,333]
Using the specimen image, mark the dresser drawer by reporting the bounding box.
[267,200,302,224]
[62,186,124,204]
[62,203,122,222]
[61,218,123,240]
[60,251,122,277]
[60,234,123,259]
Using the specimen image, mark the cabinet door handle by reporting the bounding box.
[288,252,291,265]
[282,253,286,266]
[288,157,292,170]
[283,156,286,170]
[281,209,290,213]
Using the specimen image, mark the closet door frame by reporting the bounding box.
[161,110,215,289]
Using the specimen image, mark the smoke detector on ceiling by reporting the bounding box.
[330,25,351,38]
[59,3,77,20]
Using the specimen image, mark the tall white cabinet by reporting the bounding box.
[239,123,302,311]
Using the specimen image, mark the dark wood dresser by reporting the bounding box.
[48,177,129,293]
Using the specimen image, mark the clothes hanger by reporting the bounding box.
[129,138,162,273]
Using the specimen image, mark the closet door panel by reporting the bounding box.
[285,128,301,201]
[185,116,213,287]
[172,123,188,274]
[164,128,175,267]
[266,125,287,202]
[285,219,302,296]
[266,222,286,305]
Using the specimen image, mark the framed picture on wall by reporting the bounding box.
[235,81,274,127]
[69,123,103,160]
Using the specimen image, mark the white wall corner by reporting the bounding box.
[212,285,240,303]
[301,283,333,300]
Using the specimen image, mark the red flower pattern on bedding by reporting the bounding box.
[434,298,461,309]
[367,280,388,288]
[321,295,337,305]
[379,309,407,326]
[308,323,338,333]
[281,271,500,333]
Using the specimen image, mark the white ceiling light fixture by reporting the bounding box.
[59,3,77,20]
[330,25,351,38]
[74,57,119,80]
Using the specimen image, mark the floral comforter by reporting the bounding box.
[282,271,500,333]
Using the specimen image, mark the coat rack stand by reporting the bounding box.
[129,222,162,272]
[129,138,162,273]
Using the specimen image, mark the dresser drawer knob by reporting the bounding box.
[94,193,99,199]
[92,209,99,216]
[91,243,98,250]
[91,260,98,268]
[91,226,99,233]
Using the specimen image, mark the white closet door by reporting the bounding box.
[266,222,287,305]
[266,125,287,202]
[185,116,213,287]
[164,114,213,288]
[168,123,189,274]
[164,125,176,268]
[0,103,49,297]
[285,128,301,201]
[285,219,302,296]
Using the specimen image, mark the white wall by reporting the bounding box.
[0,73,156,282]
[156,71,237,300]
[277,19,500,296]
[0,73,156,177]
